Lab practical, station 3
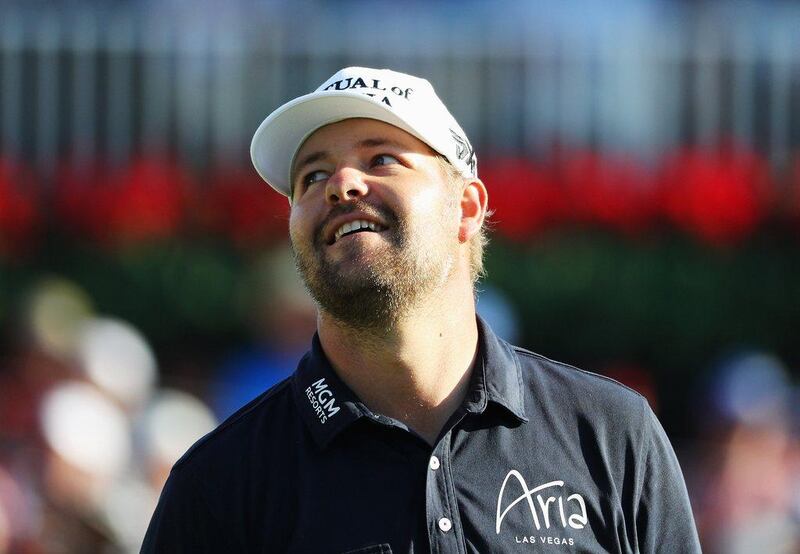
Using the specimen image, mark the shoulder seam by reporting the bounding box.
[172,377,294,470]
[511,345,647,401]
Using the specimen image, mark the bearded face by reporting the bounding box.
[288,119,462,331]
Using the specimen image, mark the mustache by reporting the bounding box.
[314,201,398,245]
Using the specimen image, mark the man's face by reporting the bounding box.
[288,118,462,329]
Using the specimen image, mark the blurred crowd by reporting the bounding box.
[0,246,321,553]
[0,264,797,553]
[0,276,218,552]
[689,351,800,553]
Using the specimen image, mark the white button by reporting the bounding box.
[438,517,452,532]
[429,456,440,470]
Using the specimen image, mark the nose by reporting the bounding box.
[325,166,369,205]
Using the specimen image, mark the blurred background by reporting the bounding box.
[0,0,799,552]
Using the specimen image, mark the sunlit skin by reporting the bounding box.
[288,118,488,444]
[290,123,456,286]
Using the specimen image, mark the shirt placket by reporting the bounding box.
[425,431,466,554]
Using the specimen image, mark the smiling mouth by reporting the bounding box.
[331,219,388,244]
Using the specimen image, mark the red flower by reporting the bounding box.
[559,151,656,234]
[788,155,800,227]
[201,167,289,248]
[107,157,190,243]
[0,157,41,256]
[55,160,115,240]
[657,145,771,245]
[56,157,190,245]
[480,158,568,240]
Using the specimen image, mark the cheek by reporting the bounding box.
[288,208,311,244]
[408,183,452,216]
[408,185,459,231]
[409,185,439,210]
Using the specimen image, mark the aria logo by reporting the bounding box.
[496,470,588,534]
[305,378,340,424]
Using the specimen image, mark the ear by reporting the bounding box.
[458,178,488,243]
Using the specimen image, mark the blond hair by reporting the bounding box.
[435,157,491,283]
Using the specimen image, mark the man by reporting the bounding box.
[142,67,701,553]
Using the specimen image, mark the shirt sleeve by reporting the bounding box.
[635,403,702,553]
[141,465,242,553]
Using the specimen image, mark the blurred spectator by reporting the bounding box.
[136,389,217,491]
[691,351,800,553]
[39,381,131,552]
[0,465,38,553]
[475,284,521,345]
[23,278,94,363]
[0,277,92,445]
[76,317,157,412]
[97,389,218,552]
[0,274,223,552]
[211,247,316,419]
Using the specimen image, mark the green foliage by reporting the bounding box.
[485,230,800,375]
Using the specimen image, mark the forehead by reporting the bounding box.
[294,118,435,165]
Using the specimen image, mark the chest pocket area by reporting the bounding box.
[341,545,392,554]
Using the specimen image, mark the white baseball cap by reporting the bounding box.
[250,67,477,198]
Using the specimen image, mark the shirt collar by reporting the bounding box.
[292,317,528,450]
[291,334,368,450]
[462,316,529,423]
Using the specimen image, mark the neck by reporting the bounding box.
[318,277,479,446]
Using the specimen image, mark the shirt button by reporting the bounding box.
[438,517,452,532]
[429,455,440,470]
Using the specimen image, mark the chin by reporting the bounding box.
[324,245,389,270]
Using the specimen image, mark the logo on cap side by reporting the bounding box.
[450,128,477,175]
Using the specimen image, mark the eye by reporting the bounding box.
[302,169,329,187]
[371,154,400,167]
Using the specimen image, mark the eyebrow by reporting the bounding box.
[293,150,328,177]
[292,137,408,178]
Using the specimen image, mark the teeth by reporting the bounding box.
[334,219,384,242]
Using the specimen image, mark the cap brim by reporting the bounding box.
[250,91,433,198]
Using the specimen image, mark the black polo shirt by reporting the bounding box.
[141,319,700,553]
